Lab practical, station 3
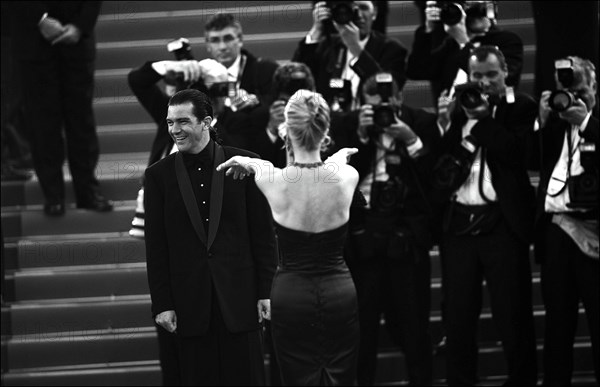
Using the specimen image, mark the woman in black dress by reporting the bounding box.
[217,89,360,385]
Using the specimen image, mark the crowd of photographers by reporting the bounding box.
[60,0,598,385]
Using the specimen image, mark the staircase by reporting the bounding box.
[1,1,596,385]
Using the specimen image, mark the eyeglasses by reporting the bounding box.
[206,34,239,45]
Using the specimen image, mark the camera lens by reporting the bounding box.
[548,90,575,112]
[459,88,486,110]
[329,1,356,24]
[373,105,396,128]
[439,2,463,26]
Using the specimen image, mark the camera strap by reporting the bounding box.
[477,147,495,204]
[547,127,576,198]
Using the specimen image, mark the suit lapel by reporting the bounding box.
[175,152,208,247]
[207,144,225,250]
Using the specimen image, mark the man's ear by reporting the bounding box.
[202,116,212,128]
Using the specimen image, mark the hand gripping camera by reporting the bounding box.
[326,1,359,24]
[567,141,598,209]
[432,134,479,195]
[455,81,488,110]
[549,58,578,112]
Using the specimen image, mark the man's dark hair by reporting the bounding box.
[168,89,213,122]
[272,62,316,99]
[204,13,243,36]
[470,45,508,71]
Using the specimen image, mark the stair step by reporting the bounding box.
[2,204,136,238]
[4,296,151,336]
[1,361,161,387]
[5,234,145,271]
[10,263,149,302]
[4,328,159,370]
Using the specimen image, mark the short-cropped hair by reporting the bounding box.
[470,45,507,71]
[204,13,243,36]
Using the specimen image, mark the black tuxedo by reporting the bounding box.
[340,105,440,385]
[531,113,599,385]
[144,141,277,384]
[436,92,538,385]
[407,25,523,102]
[292,30,408,105]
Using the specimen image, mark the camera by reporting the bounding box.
[432,135,479,194]
[167,37,194,61]
[549,59,578,112]
[329,78,352,112]
[548,90,577,112]
[455,82,488,110]
[207,82,237,99]
[371,72,397,128]
[164,38,197,92]
[327,1,359,24]
[438,1,497,31]
[370,152,407,213]
[567,141,598,209]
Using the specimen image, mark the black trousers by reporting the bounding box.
[442,217,538,386]
[540,222,599,386]
[174,293,265,386]
[347,218,433,386]
[20,38,100,204]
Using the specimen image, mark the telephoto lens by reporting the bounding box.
[548,90,577,112]
[439,2,463,26]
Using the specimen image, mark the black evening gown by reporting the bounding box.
[270,221,359,386]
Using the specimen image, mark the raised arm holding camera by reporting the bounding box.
[341,72,441,385]
[432,45,538,385]
[293,1,407,112]
[531,56,599,386]
[407,1,523,104]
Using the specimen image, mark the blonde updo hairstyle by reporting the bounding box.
[284,90,331,152]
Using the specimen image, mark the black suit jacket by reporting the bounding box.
[437,92,537,243]
[144,143,277,337]
[343,105,441,246]
[531,113,599,260]
[407,25,523,100]
[292,30,408,102]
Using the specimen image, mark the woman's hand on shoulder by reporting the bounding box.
[216,156,255,180]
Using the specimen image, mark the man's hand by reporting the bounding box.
[39,15,66,42]
[358,104,374,139]
[51,23,81,45]
[424,1,441,33]
[155,310,177,333]
[437,89,455,132]
[334,21,362,58]
[257,299,271,322]
[309,2,331,42]
[267,100,286,137]
[538,90,552,128]
[385,117,418,144]
[559,98,589,127]
[444,7,470,46]
[164,60,202,83]
[231,89,259,111]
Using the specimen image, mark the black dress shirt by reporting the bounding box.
[181,140,215,231]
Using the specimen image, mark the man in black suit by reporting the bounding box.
[433,45,537,385]
[144,89,277,385]
[341,73,440,385]
[531,56,598,385]
[407,1,523,104]
[292,1,407,112]
[10,1,112,216]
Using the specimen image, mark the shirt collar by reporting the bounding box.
[227,54,242,82]
[181,139,215,169]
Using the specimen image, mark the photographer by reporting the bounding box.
[249,62,317,168]
[407,1,523,104]
[292,1,407,112]
[343,73,440,385]
[532,56,599,386]
[433,45,537,385]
